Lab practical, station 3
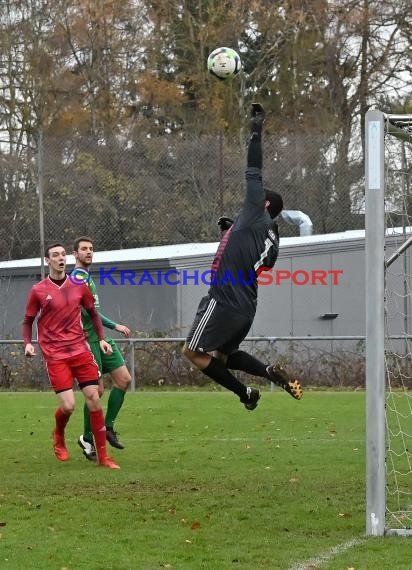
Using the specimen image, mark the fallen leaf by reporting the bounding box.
[338,512,352,519]
[191,522,201,530]
[185,539,192,543]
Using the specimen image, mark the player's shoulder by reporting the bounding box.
[32,276,52,291]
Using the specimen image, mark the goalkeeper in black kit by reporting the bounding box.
[182,104,303,409]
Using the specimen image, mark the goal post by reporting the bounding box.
[365,109,412,536]
[365,109,386,536]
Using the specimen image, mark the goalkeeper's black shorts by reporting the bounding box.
[186,294,252,355]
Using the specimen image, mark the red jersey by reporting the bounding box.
[24,276,98,360]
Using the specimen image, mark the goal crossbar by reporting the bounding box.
[385,114,412,142]
[385,236,412,268]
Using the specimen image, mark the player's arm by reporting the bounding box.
[113,323,131,337]
[98,311,116,330]
[23,289,39,357]
[80,306,113,331]
[243,103,266,213]
[97,310,131,337]
[83,273,131,336]
[81,287,113,354]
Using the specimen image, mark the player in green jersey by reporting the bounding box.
[73,237,132,460]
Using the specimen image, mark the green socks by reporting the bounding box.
[83,401,93,444]
[105,386,126,429]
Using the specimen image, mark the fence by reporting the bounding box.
[0,336,370,392]
[0,131,366,261]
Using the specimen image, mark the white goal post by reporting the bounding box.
[365,109,412,537]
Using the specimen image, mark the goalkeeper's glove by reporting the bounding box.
[217,216,233,232]
[250,103,265,138]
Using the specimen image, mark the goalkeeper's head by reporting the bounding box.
[265,189,283,219]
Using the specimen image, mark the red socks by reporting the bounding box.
[89,408,108,462]
[54,407,70,434]
[55,407,109,463]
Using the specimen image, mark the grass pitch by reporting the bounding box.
[0,390,410,569]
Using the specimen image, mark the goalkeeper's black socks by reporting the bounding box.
[202,357,247,398]
[226,350,268,378]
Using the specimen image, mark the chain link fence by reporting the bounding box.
[0,131,365,261]
[0,337,367,391]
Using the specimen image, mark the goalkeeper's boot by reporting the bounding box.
[78,435,97,461]
[53,430,69,461]
[106,427,125,450]
[266,365,303,400]
[240,386,261,411]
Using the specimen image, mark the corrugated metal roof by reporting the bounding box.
[1,227,411,270]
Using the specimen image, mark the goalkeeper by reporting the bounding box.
[183,103,302,409]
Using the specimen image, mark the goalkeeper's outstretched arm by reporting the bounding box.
[243,103,266,216]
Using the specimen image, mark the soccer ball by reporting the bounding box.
[207,47,241,80]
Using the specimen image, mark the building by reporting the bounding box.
[0,229,409,352]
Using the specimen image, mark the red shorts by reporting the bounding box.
[45,350,100,393]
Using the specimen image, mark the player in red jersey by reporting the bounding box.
[23,243,120,469]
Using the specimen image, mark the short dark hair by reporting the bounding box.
[265,189,283,219]
[45,242,65,258]
[73,236,94,252]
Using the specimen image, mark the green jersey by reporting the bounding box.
[76,269,116,342]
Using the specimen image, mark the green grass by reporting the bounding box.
[0,391,410,569]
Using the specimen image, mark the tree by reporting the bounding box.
[0,0,411,259]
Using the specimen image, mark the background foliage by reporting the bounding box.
[0,0,411,259]
[0,338,370,390]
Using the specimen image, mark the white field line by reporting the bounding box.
[0,437,365,446]
[123,437,364,443]
[287,537,365,570]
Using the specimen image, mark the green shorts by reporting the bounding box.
[89,338,125,375]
